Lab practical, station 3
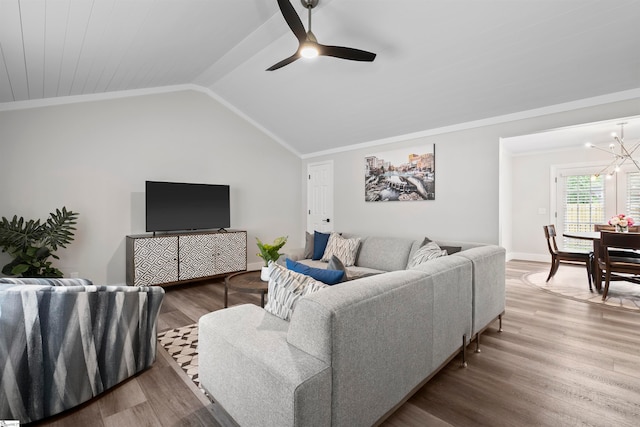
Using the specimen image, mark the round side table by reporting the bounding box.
[224,270,269,308]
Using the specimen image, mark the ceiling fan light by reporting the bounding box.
[300,43,318,58]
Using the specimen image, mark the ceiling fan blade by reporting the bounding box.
[318,44,376,62]
[266,53,301,71]
[277,0,306,43]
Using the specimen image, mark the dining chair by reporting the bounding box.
[593,224,640,290]
[593,224,640,232]
[543,225,594,291]
[599,231,640,300]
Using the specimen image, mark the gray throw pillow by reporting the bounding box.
[304,232,314,259]
[327,255,348,282]
[407,241,447,268]
[441,245,462,255]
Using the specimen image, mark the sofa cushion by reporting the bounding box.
[321,232,361,266]
[356,236,416,272]
[285,258,345,285]
[199,305,331,427]
[312,231,331,260]
[407,241,448,268]
[264,262,328,321]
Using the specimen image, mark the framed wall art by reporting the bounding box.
[365,144,435,202]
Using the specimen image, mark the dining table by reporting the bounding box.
[562,231,603,291]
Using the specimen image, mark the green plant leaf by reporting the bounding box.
[256,236,288,266]
[0,215,44,254]
[11,264,29,275]
[0,207,78,278]
[42,207,78,251]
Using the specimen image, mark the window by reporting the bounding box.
[625,172,640,220]
[556,168,640,251]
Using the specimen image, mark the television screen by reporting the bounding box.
[145,181,230,232]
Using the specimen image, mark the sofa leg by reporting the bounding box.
[498,314,503,333]
[475,332,481,353]
[461,334,468,368]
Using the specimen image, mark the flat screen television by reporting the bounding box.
[145,181,230,232]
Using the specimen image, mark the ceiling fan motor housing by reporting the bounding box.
[301,0,319,9]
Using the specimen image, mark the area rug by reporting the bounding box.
[523,265,640,312]
[157,323,204,393]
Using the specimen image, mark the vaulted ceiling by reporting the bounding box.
[1,0,639,156]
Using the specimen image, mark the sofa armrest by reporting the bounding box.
[410,256,473,369]
[452,245,506,335]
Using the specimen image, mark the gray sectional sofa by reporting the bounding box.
[199,234,505,427]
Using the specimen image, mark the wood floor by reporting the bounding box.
[32,260,640,427]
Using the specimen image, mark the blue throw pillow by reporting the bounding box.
[312,231,331,260]
[285,258,345,285]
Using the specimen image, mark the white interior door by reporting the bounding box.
[307,161,334,233]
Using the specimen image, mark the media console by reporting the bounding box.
[126,230,247,287]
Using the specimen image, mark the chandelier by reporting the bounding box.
[586,122,640,178]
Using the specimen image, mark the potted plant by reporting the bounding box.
[256,236,288,280]
[0,207,79,277]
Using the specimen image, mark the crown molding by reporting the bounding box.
[1,84,638,161]
[301,88,640,159]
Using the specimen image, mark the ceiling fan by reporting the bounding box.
[267,0,377,71]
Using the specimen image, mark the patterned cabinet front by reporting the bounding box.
[178,231,247,279]
[131,236,179,286]
[127,230,247,286]
[213,231,247,275]
[178,234,217,280]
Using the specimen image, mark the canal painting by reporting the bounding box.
[365,145,435,202]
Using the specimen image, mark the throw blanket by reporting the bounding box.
[0,278,165,423]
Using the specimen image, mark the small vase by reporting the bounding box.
[260,266,270,281]
[616,225,629,233]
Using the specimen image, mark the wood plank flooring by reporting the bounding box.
[32,260,640,426]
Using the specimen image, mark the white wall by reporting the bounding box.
[301,98,640,253]
[509,146,624,261]
[2,90,637,280]
[0,90,302,284]
[302,130,500,244]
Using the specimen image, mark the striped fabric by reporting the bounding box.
[407,241,448,268]
[321,232,361,266]
[264,262,327,321]
[0,277,93,286]
[0,278,165,423]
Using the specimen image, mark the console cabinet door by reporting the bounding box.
[213,231,247,275]
[178,234,217,280]
[131,236,179,286]
[127,231,246,286]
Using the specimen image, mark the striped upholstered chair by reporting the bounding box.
[0,278,165,423]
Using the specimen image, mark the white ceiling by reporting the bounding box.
[503,115,640,154]
[1,0,639,156]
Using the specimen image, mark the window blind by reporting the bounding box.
[626,172,640,221]
[562,174,604,251]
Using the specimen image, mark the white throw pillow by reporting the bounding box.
[321,232,361,266]
[264,262,328,321]
[407,241,447,268]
